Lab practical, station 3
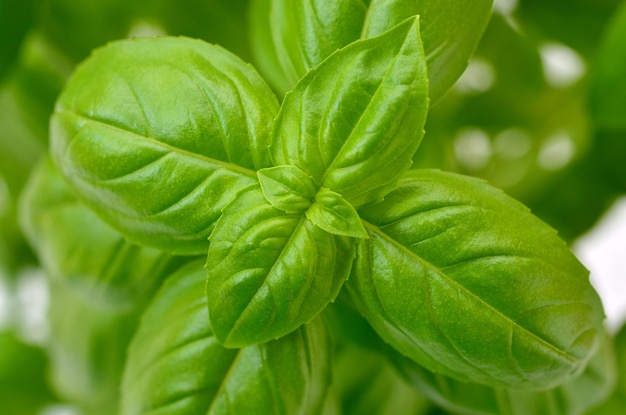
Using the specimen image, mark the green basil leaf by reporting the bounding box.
[271,17,428,208]
[363,0,493,102]
[51,36,279,255]
[255,0,367,94]
[206,185,354,347]
[396,331,616,415]
[48,279,142,414]
[348,169,604,389]
[257,165,318,214]
[122,260,331,415]
[307,187,367,238]
[19,157,187,309]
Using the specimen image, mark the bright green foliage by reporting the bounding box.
[349,169,603,389]
[19,157,187,308]
[51,37,278,255]
[122,260,331,415]
[1,1,623,414]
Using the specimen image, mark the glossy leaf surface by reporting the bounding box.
[396,331,616,415]
[122,260,331,415]
[348,169,604,389]
[51,36,278,255]
[206,186,353,347]
[19,157,186,309]
[271,17,428,208]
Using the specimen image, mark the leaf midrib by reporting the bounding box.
[59,109,258,179]
[361,220,580,366]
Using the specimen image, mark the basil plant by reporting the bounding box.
[18,1,614,414]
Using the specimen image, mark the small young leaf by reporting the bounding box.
[206,185,354,347]
[395,331,617,415]
[51,37,279,255]
[122,260,331,415]
[348,169,604,389]
[257,164,317,214]
[19,157,187,309]
[271,17,429,208]
[307,187,368,238]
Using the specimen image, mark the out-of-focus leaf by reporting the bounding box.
[333,344,431,415]
[396,330,616,415]
[0,0,36,79]
[47,279,142,414]
[38,0,135,64]
[591,0,626,130]
[19,157,188,309]
[122,260,331,415]
[132,0,252,60]
[349,169,604,389]
[51,37,278,255]
[0,330,56,414]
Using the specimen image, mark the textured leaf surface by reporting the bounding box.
[51,36,279,255]
[271,17,428,208]
[19,157,186,308]
[206,185,354,347]
[348,169,604,389]
[396,331,616,415]
[122,260,331,415]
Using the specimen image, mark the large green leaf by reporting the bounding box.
[249,0,491,102]
[348,169,604,389]
[271,17,428,208]
[396,331,616,415]
[51,36,279,255]
[206,185,353,347]
[19,157,187,309]
[122,260,331,414]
